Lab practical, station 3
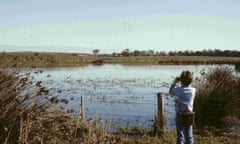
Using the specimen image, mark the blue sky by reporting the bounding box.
[0,0,240,53]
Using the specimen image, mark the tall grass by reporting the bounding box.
[0,69,20,143]
[0,69,83,143]
[194,67,240,128]
[1,52,240,67]
[235,62,240,72]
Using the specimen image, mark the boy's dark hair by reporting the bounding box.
[180,71,193,86]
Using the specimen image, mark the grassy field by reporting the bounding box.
[1,52,240,67]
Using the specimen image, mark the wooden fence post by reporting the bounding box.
[156,92,165,134]
[81,96,85,119]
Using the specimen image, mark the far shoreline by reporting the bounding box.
[1,52,240,68]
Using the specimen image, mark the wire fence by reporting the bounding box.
[76,92,177,130]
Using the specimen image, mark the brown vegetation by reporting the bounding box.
[0,69,79,143]
[1,52,240,68]
[235,62,240,72]
[194,67,240,128]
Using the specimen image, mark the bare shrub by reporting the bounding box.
[194,67,240,128]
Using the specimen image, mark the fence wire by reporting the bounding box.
[79,93,176,130]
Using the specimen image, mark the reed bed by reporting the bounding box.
[194,66,240,128]
[0,69,82,143]
[1,52,240,67]
[235,62,240,72]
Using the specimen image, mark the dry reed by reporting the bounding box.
[0,69,87,143]
[194,66,240,128]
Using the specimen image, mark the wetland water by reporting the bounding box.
[32,64,233,130]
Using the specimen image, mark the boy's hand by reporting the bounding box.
[175,77,181,83]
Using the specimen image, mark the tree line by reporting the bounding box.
[110,48,240,57]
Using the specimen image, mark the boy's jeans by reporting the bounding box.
[176,113,194,144]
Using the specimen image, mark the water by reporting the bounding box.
[30,64,233,130]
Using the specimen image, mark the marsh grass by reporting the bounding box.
[194,66,240,128]
[1,52,240,67]
[235,62,240,72]
[0,69,20,143]
[0,69,83,143]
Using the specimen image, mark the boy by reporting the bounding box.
[169,71,196,144]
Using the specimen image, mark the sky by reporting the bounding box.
[0,0,240,54]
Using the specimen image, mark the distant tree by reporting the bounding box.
[121,48,130,56]
[159,51,167,56]
[92,49,100,56]
[133,50,141,56]
[146,49,155,56]
[183,50,192,56]
[168,51,177,56]
[113,49,240,57]
[112,52,117,56]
